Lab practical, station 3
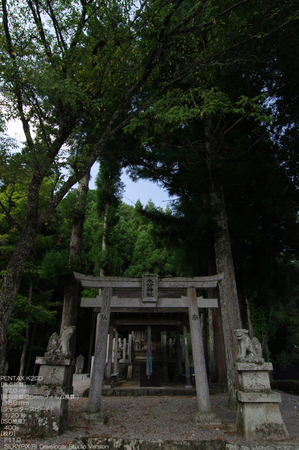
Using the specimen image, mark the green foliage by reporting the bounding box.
[1,0,299,375]
[104,211,134,275]
[123,200,177,277]
[93,159,126,275]
[8,292,58,350]
[81,288,99,299]
[40,249,70,284]
[127,88,270,142]
[96,158,124,226]
[120,0,299,371]
[82,195,178,278]
[96,156,124,214]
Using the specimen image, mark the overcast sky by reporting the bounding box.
[90,162,172,210]
[6,121,173,210]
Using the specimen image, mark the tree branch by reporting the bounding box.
[27,0,53,59]
[0,200,23,232]
[45,0,67,53]
[1,0,35,152]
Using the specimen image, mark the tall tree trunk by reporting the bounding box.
[100,202,109,277]
[212,308,227,392]
[19,279,33,377]
[0,171,43,380]
[208,259,227,391]
[241,283,255,338]
[208,309,216,380]
[60,172,90,391]
[60,172,90,333]
[25,321,37,376]
[19,328,30,378]
[0,220,39,420]
[0,227,39,377]
[209,181,242,406]
[205,118,241,407]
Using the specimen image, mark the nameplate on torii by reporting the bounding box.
[142,274,158,303]
[74,272,223,312]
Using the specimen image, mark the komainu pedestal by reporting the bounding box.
[235,330,289,441]
[17,326,75,437]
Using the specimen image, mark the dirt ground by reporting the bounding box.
[0,376,298,449]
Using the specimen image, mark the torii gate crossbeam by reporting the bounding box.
[75,272,223,426]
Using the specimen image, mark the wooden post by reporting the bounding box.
[169,338,173,360]
[212,307,227,392]
[113,328,119,373]
[146,325,153,378]
[161,332,167,360]
[187,287,211,413]
[176,329,182,375]
[122,337,127,360]
[112,337,115,363]
[208,309,216,382]
[87,311,96,373]
[106,326,114,386]
[183,325,191,387]
[105,334,110,363]
[161,332,169,382]
[128,334,132,362]
[88,288,112,413]
[202,311,209,370]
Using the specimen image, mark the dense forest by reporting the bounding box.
[2,182,299,376]
[0,0,298,389]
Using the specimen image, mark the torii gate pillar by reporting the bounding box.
[75,272,224,425]
[86,288,112,418]
[188,287,221,425]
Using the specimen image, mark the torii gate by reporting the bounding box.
[75,272,223,425]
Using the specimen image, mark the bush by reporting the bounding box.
[271,379,299,395]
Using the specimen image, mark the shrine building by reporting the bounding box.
[75,272,224,422]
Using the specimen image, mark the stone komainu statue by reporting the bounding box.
[45,326,76,359]
[234,329,264,363]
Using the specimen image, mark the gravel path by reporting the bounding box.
[1,377,298,449]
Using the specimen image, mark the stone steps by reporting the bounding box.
[102,386,196,396]
[132,364,140,381]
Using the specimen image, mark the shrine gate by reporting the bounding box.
[75,272,223,424]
